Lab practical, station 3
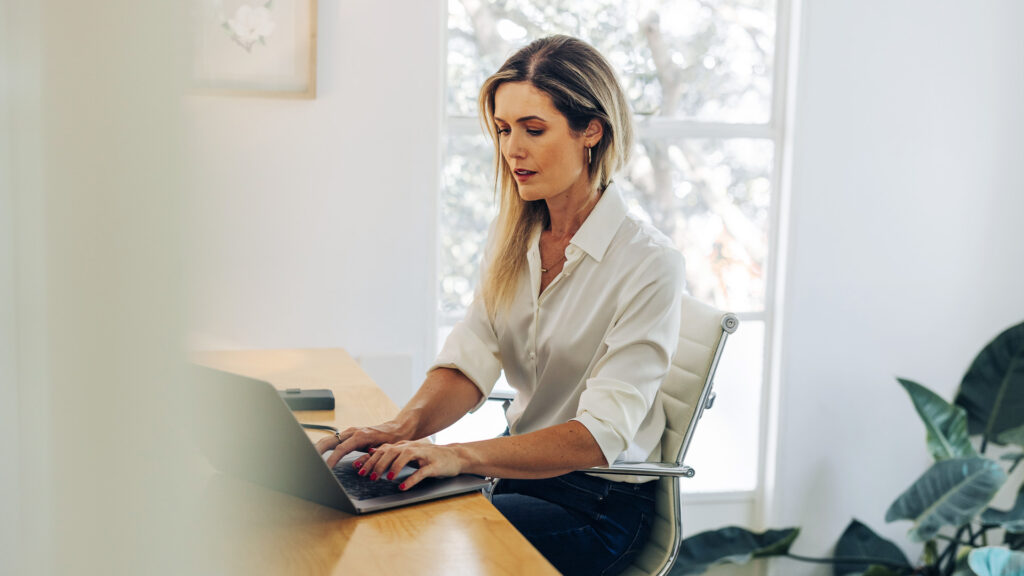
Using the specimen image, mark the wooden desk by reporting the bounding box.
[191,348,559,576]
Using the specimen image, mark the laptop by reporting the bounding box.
[191,365,492,514]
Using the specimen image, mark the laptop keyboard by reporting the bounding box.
[333,463,406,500]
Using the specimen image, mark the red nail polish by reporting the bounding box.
[370,473,378,481]
[399,483,407,491]
[368,447,376,454]
[354,461,362,469]
[386,471,395,481]
[358,469,366,476]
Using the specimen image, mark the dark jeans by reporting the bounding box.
[491,473,656,576]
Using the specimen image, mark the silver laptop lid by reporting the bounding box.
[192,365,356,513]
[191,365,490,514]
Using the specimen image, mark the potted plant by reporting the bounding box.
[671,321,1024,576]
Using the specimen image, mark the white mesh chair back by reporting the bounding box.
[620,295,737,576]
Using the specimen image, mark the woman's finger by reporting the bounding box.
[328,428,380,467]
[314,436,334,454]
[368,446,401,481]
[359,442,400,477]
[325,449,344,469]
[316,427,349,453]
[356,445,383,475]
[398,466,432,491]
[352,453,370,470]
[387,448,421,483]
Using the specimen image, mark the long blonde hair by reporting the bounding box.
[478,35,634,314]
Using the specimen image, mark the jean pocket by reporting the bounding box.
[608,480,657,504]
[550,474,611,508]
[600,512,650,576]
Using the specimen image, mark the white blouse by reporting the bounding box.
[430,185,684,475]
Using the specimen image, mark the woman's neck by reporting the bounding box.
[544,180,600,240]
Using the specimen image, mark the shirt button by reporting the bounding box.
[529,352,536,360]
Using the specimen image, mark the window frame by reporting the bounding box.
[435,0,797,512]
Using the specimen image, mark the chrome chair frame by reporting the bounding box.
[582,307,737,576]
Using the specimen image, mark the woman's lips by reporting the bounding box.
[514,169,536,182]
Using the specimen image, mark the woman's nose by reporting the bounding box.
[504,132,526,159]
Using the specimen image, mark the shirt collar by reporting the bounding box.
[570,184,628,263]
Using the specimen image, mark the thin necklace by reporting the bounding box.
[541,218,582,273]
[541,254,566,274]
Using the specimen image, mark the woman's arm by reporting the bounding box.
[318,367,483,468]
[353,421,606,489]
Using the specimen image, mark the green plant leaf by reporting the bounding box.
[951,550,977,576]
[967,547,1024,576]
[1001,453,1024,465]
[954,321,1024,446]
[861,566,902,576]
[923,539,939,565]
[998,423,1024,447]
[885,457,1006,542]
[669,526,799,575]
[833,519,911,576]
[955,545,976,576]
[982,484,1024,534]
[899,378,979,461]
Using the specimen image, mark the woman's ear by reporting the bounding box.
[584,119,604,148]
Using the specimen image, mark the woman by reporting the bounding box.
[318,35,684,576]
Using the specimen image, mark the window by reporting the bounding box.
[438,0,787,494]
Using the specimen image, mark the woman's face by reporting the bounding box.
[493,82,595,203]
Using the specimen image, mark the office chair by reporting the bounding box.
[581,294,737,576]
[488,295,737,576]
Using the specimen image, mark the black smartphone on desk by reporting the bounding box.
[278,388,335,411]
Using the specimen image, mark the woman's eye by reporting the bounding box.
[526,129,543,136]
[496,127,510,135]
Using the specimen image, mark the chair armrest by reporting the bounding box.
[583,462,695,478]
[487,390,515,402]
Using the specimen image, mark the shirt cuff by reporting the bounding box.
[573,376,653,466]
[428,329,501,413]
[572,412,626,467]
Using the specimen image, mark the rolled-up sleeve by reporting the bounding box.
[429,289,502,412]
[572,248,684,465]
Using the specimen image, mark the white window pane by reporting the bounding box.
[440,133,497,321]
[443,0,781,498]
[442,136,773,318]
[620,137,773,313]
[447,0,776,122]
[434,395,510,445]
[680,320,764,493]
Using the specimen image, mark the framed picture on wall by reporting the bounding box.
[192,0,317,98]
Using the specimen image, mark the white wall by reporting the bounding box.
[5,0,1021,573]
[0,2,19,571]
[2,1,43,572]
[186,0,445,404]
[185,0,1024,572]
[768,1,1024,573]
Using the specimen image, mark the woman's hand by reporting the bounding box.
[316,420,411,468]
[355,441,465,491]
[315,368,483,469]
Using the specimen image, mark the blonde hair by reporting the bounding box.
[478,35,634,314]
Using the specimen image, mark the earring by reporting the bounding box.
[587,146,592,165]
